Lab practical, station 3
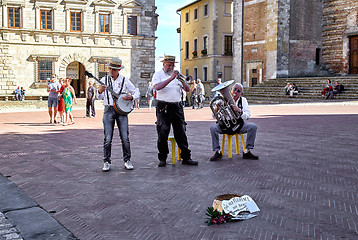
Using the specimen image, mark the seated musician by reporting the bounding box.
[97,58,140,171]
[210,83,259,161]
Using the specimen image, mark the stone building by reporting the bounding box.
[322,0,358,75]
[0,0,158,98]
[177,0,234,95]
[233,0,358,87]
[233,0,325,87]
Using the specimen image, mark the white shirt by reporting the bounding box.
[97,74,140,106]
[151,69,183,103]
[235,96,251,120]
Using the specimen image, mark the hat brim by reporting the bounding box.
[161,60,178,63]
[106,63,125,70]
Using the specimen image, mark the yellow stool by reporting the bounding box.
[222,133,246,158]
[168,136,181,165]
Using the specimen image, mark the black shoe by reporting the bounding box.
[158,160,166,167]
[243,151,259,160]
[182,159,198,165]
[210,151,222,161]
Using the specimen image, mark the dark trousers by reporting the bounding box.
[86,98,95,117]
[103,106,131,163]
[156,101,191,162]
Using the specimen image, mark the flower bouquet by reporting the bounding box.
[205,207,232,225]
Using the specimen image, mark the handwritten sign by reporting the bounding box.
[221,195,260,217]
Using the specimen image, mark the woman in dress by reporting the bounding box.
[57,78,66,124]
[63,78,77,125]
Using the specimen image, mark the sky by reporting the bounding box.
[154,0,194,71]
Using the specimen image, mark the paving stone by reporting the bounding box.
[5,208,75,240]
[0,105,357,239]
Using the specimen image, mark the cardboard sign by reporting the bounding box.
[221,195,260,217]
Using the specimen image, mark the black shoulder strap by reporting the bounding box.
[106,76,110,105]
[119,77,125,95]
[238,97,243,109]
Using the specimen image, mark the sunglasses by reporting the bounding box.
[233,88,241,93]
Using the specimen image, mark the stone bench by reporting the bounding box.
[0,95,16,101]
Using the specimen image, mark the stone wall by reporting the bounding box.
[0,45,16,95]
[286,0,325,77]
[322,0,358,75]
[0,0,157,97]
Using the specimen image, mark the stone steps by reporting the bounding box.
[243,76,358,104]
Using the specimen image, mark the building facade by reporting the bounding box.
[0,0,158,97]
[177,0,233,95]
[233,0,358,87]
[322,0,358,75]
[233,0,325,87]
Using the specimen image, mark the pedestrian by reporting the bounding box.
[134,88,140,109]
[63,78,77,125]
[190,79,197,109]
[145,81,154,109]
[196,79,205,109]
[20,87,25,101]
[58,78,66,124]
[289,83,299,98]
[151,55,198,167]
[212,78,222,99]
[96,58,140,171]
[15,86,21,101]
[47,74,61,123]
[86,81,96,118]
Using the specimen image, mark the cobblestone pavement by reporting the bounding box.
[0,102,358,240]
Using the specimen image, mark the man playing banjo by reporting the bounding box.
[97,58,140,171]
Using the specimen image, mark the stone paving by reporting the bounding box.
[0,102,358,240]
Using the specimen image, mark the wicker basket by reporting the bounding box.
[212,194,241,212]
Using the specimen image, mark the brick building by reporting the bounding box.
[0,0,158,98]
[233,0,358,87]
[322,0,358,75]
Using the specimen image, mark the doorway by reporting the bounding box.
[349,36,358,74]
[66,61,86,97]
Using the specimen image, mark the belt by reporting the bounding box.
[157,100,181,106]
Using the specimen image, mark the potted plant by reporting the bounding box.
[192,51,198,57]
[201,49,207,55]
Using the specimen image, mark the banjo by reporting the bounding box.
[84,70,134,115]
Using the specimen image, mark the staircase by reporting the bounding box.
[243,76,358,104]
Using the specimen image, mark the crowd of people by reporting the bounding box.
[284,82,299,97]
[47,74,79,125]
[284,80,345,100]
[321,80,344,99]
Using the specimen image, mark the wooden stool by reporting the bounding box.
[168,136,181,165]
[222,133,246,158]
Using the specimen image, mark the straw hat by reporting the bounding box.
[107,58,125,70]
[161,55,177,63]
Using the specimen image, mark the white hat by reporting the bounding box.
[107,58,125,70]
